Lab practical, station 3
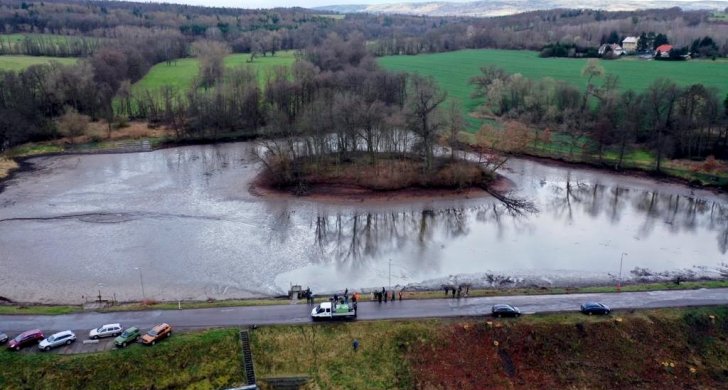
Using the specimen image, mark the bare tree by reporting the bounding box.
[191,40,231,89]
[645,78,680,173]
[405,74,447,172]
[445,99,465,160]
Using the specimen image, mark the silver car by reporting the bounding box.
[89,323,122,339]
[39,330,76,351]
[0,331,8,344]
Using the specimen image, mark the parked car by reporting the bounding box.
[8,329,44,351]
[491,304,521,318]
[39,330,76,351]
[141,323,172,345]
[580,302,611,315]
[89,323,123,339]
[0,331,8,344]
[114,327,141,348]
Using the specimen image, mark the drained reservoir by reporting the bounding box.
[0,142,726,303]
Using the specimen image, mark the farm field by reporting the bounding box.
[131,50,297,96]
[0,55,77,71]
[379,49,728,129]
[0,33,82,44]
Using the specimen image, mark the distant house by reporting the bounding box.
[622,36,639,53]
[598,43,624,57]
[655,44,673,58]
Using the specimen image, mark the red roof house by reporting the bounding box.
[655,44,673,57]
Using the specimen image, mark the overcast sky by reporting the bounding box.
[148,0,435,9]
[147,0,724,10]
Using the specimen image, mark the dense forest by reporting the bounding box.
[0,0,727,179]
[1,0,726,57]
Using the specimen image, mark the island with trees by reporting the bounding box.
[252,36,505,200]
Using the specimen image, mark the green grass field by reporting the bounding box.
[131,51,297,97]
[0,33,80,44]
[379,49,728,130]
[709,11,728,22]
[0,55,78,71]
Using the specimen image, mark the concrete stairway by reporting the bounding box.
[240,329,256,386]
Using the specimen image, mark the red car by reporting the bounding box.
[8,329,44,351]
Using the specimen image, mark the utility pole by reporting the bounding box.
[135,267,146,301]
[96,283,103,303]
[618,252,628,292]
[388,259,392,290]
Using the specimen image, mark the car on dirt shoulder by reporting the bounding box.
[114,327,141,348]
[141,323,172,345]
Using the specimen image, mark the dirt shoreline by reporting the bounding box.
[250,172,514,205]
[514,151,727,193]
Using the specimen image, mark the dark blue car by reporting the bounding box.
[491,304,521,318]
[580,302,610,315]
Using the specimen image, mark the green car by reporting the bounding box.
[114,327,140,348]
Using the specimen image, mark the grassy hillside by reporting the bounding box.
[0,328,243,390]
[379,49,728,130]
[0,55,77,71]
[2,307,726,389]
[252,307,728,389]
[131,51,297,97]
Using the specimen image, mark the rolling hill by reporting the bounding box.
[316,1,728,17]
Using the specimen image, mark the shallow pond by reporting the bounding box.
[1,142,726,303]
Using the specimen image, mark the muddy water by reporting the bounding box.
[1,142,726,303]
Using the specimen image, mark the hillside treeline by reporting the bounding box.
[0,28,187,149]
[0,35,412,158]
[471,63,728,171]
[2,1,726,58]
[0,35,100,57]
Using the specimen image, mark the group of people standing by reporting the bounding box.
[303,287,315,304]
[332,288,359,305]
[303,286,406,305]
[373,287,402,303]
[443,284,470,298]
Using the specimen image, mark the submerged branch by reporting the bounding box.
[484,187,538,216]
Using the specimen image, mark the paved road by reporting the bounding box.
[2,288,727,335]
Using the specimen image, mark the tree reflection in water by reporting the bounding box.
[299,179,728,265]
[306,197,536,263]
[547,175,728,254]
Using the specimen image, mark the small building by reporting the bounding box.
[655,44,673,58]
[622,36,639,53]
[598,43,624,57]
